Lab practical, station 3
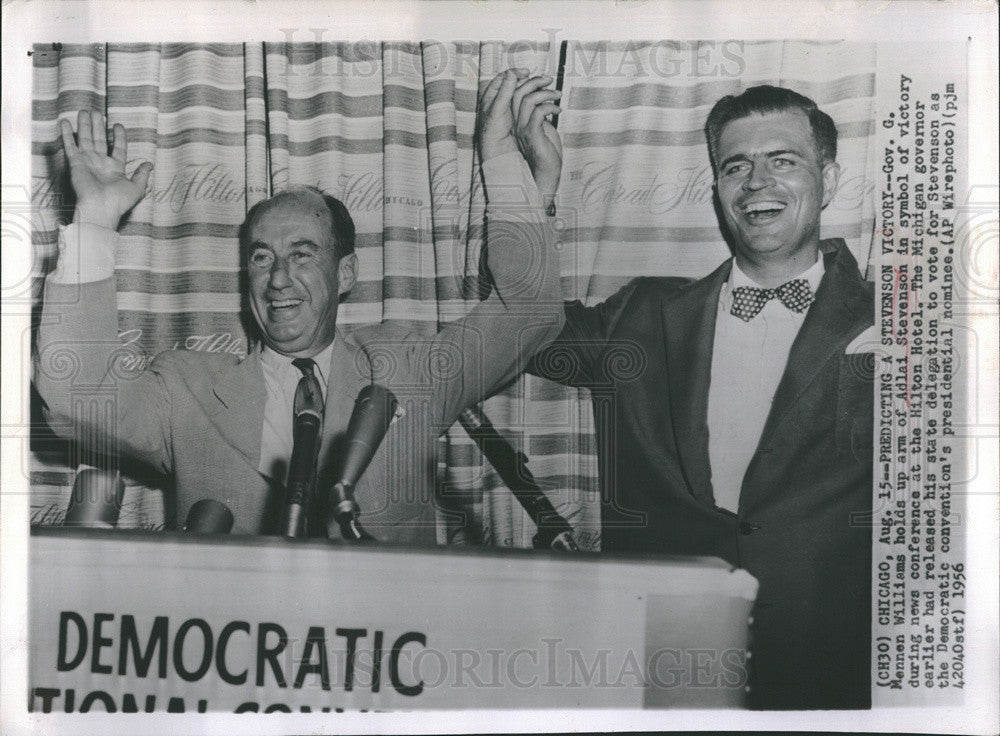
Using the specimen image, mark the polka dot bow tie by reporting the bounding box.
[730,278,815,322]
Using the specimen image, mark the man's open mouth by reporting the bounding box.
[740,200,786,223]
[269,298,304,311]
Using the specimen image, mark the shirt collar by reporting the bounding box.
[721,254,826,309]
[260,339,335,390]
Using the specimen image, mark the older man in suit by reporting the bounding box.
[516,83,874,709]
[34,69,565,544]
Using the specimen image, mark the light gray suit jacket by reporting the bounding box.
[35,155,563,543]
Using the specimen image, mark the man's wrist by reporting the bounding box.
[73,204,121,232]
[479,138,519,165]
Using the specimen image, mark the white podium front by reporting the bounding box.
[29,528,757,712]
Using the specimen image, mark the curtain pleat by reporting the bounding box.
[31,41,878,549]
[244,43,270,209]
[381,42,438,325]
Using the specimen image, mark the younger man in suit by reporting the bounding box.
[516,82,874,709]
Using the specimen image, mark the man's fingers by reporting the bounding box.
[77,110,94,152]
[93,112,108,156]
[527,102,562,134]
[513,73,551,93]
[510,76,553,125]
[490,69,519,116]
[111,124,128,162]
[131,161,154,194]
[97,113,109,156]
[59,119,79,159]
[517,90,562,131]
[478,72,507,114]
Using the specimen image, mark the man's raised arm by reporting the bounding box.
[34,111,173,471]
[359,70,566,429]
[494,72,642,389]
[478,69,563,306]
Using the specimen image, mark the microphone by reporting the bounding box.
[64,468,124,529]
[326,384,399,542]
[183,499,234,534]
[282,368,324,537]
[459,406,579,551]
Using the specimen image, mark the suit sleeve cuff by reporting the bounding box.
[482,151,546,211]
[50,222,119,285]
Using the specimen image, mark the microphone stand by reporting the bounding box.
[324,384,399,543]
[328,482,376,542]
[458,407,578,551]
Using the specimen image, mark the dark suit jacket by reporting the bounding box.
[531,239,874,709]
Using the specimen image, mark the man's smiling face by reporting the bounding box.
[246,191,356,358]
[715,110,840,266]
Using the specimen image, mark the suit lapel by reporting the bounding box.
[756,241,873,448]
[208,344,267,470]
[662,259,732,505]
[316,330,372,484]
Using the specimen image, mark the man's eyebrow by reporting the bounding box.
[718,148,806,170]
[766,149,805,159]
[249,240,271,251]
[718,153,750,170]
[289,239,319,250]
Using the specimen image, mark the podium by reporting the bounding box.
[29,528,757,712]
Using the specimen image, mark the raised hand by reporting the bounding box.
[60,110,153,230]
[510,75,563,203]
[476,69,526,165]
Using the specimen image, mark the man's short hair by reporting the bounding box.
[705,85,838,171]
[238,185,356,261]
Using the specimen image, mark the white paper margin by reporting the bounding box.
[2,1,996,734]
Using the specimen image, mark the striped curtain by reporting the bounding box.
[30,41,877,548]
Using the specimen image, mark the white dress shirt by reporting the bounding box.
[706,256,825,513]
[258,342,333,482]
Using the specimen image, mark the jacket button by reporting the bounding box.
[739,521,761,535]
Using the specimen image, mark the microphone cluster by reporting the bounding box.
[63,387,578,552]
[282,383,399,543]
[63,467,236,534]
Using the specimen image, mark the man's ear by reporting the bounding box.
[337,252,358,297]
[820,161,842,208]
